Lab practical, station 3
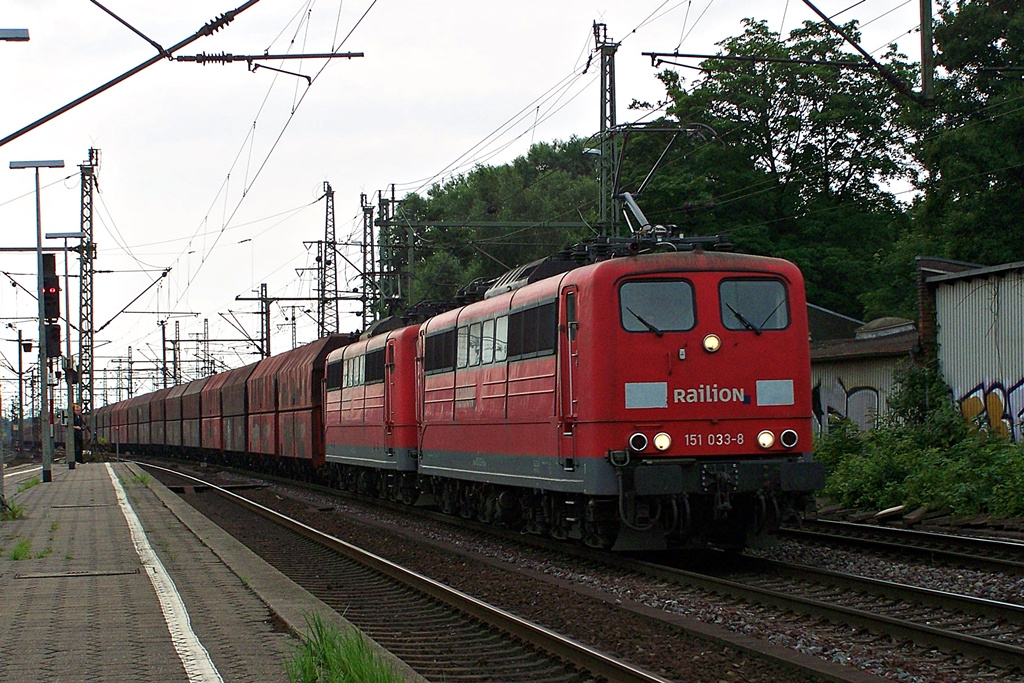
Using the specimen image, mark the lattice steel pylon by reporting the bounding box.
[317,181,339,336]
[594,22,620,236]
[78,148,99,420]
[360,193,377,330]
[374,185,404,315]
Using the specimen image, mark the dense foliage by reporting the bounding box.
[654,19,917,318]
[815,363,1024,516]
[871,0,1024,316]
[385,1,1022,324]
[385,138,598,305]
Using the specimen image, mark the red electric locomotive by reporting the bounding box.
[324,323,420,502]
[401,238,823,550]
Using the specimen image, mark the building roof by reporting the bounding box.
[811,326,918,361]
[807,303,863,342]
[925,260,1024,285]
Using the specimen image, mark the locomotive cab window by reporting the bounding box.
[719,279,789,332]
[619,280,695,333]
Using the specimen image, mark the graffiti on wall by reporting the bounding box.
[958,377,1024,442]
[812,379,881,432]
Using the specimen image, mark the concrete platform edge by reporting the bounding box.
[127,463,428,683]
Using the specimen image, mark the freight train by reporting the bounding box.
[94,235,824,551]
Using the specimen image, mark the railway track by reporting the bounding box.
[526,539,1024,674]
[141,462,671,683]
[664,555,1024,671]
[138,456,1024,681]
[782,518,1024,574]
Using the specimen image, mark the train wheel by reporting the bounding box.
[581,520,615,549]
[438,481,457,515]
[356,469,379,497]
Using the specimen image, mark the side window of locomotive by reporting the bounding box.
[364,348,386,384]
[326,360,342,392]
[456,326,470,369]
[619,280,696,333]
[507,301,557,360]
[481,319,495,364]
[719,279,789,332]
[537,302,557,352]
[565,291,577,341]
[494,316,508,362]
[425,329,457,374]
[468,322,482,366]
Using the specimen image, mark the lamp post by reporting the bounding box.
[17,328,25,452]
[10,159,65,483]
[47,231,85,470]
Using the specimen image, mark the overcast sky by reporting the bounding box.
[0,0,924,404]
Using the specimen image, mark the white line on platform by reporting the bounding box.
[105,463,224,683]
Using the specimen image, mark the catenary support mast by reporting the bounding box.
[360,193,376,330]
[595,22,619,237]
[319,181,339,336]
[78,149,98,430]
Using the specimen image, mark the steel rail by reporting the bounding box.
[139,462,673,683]
[743,556,1024,626]
[627,556,1024,671]
[784,519,1024,573]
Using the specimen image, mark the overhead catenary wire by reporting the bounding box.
[155,0,381,334]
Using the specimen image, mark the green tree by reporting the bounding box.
[656,19,917,318]
[390,138,600,304]
[910,0,1024,266]
[858,0,1024,318]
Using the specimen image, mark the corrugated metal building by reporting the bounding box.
[810,316,919,432]
[927,261,1024,441]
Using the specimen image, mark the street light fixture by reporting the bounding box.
[10,159,65,483]
[46,231,85,470]
[0,29,30,41]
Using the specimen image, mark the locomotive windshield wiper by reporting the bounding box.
[626,307,663,336]
[725,303,761,335]
[759,298,787,329]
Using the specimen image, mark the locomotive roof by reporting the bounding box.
[483,234,729,299]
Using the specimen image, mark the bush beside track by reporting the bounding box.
[814,362,1024,518]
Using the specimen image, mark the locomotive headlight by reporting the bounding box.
[703,334,721,353]
[653,432,672,451]
[756,430,775,449]
[628,432,649,452]
[780,429,799,448]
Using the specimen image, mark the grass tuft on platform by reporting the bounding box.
[287,611,402,683]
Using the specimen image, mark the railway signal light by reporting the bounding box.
[42,253,60,320]
[45,323,61,358]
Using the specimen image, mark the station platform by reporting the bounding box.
[0,460,422,682]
